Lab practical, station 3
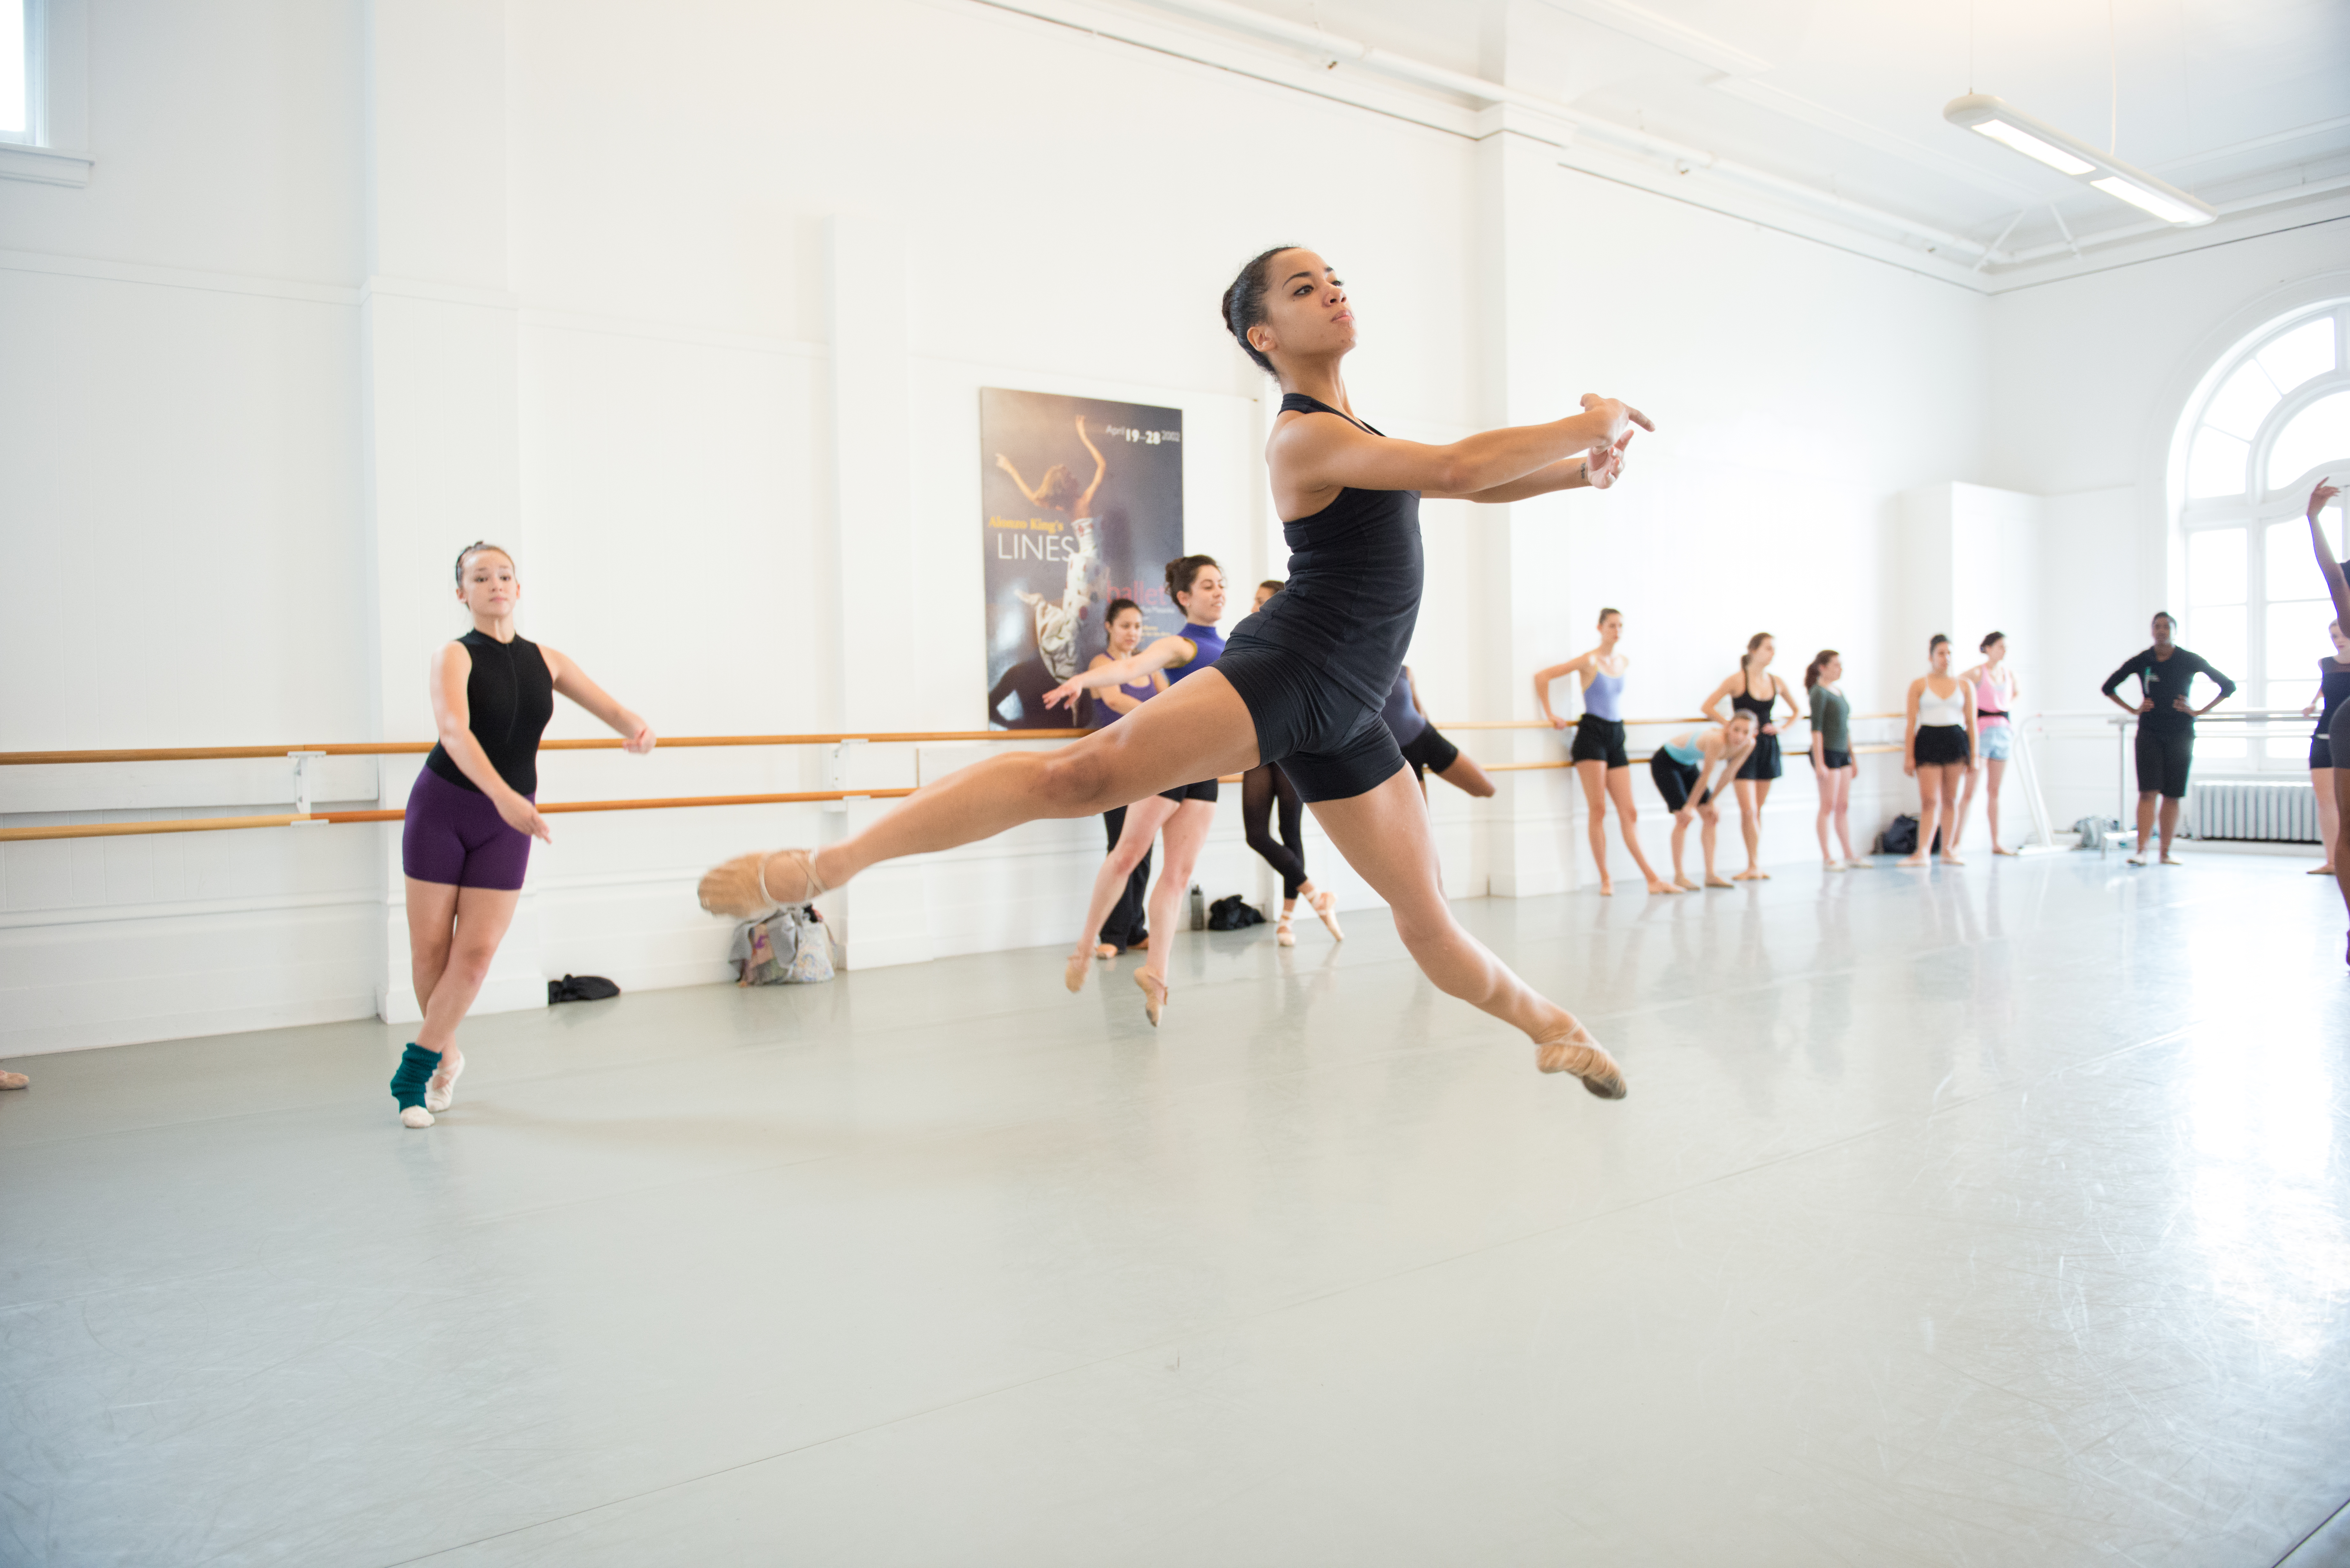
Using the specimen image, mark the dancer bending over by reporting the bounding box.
[699,245,1648,1092]
[1699,633,1801,880]
[1237,579,1342,948]
[1648,713,1759,889]
[2297,478,2350,959]
[395,542,654,1128]
[2099,612,2235,866]
[1804,649,1864,870]
[2302,615,2350,878]
[1086,597,1165,958]
[1384,665,1494,799]
[1536,608,1671,895]
[1953,632,2022,855]
[1051,556,1233,1017]
[1900,634,1974,870]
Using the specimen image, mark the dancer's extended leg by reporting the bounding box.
[1070,795,1177,990]
[1603,767,1670,893]
[702,671,1259,912]
[1308,769,1624,1096]
[1133,799,1215,1024]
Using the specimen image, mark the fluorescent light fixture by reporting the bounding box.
[1968,118,2095,175]
[1944,93,2215,226]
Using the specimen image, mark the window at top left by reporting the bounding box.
[0,0,32,144]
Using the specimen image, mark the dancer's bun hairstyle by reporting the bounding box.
[1222,245,1300,376]
[1979,630,2005,652]
[1803,649,1838,690]
[1929,633,1951,654]
[1259,579,1284,595]
[1165,554,1220,611]
[1598,607,1623,626]
[1740,631,1773,670]
[1104,597,1141,627]
[453,540,513,585]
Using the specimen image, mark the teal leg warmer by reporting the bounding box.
[389,1043,442,1110]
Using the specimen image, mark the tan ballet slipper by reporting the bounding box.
[1065,953,1091,994]
[1534,1024,1628,1100]
[1309,889,1345,941]
[698,847,827,919]
[1134,969,1169,1027]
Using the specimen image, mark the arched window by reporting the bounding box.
[2174,300,2350,765]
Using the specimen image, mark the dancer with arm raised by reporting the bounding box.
[699,245,1649,1091]
[1534,608,1673,895]
[2300,478,2350,956]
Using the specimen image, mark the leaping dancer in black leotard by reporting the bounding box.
[697,246,1649,1093]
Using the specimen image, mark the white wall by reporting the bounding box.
[11,0,2231,1058]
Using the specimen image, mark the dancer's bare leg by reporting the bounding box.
[1604,767,1670,893]
[1700,804,1730,886]
[1133,799,1215,1019]
[1813,762,1837,866]
[1937,768,1966,864]
[1435,753,1496,797]
[408,882,520,1059]
[1669,809,1695,888]
[2157,796,2183,863]
[1308,769,1623,1094]
[1830,766,1857,861]
[2331,767,2350,922]
[1985,757,2014,853]
[1902,766,1944,867]
[1951,762,1976,852]
[1732,779,1771,878]
[2132,791,2159,861]
[704,672,1259,908]
[1068,795,1178,989]
[1575,760,1612,894]
[2312,766,2338,874]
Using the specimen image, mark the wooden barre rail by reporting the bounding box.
[0,788,921,844]
[1489,741,1906,773]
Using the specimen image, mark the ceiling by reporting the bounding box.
[1098,0,2350,282]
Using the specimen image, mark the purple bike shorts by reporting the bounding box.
[401,765,533,890]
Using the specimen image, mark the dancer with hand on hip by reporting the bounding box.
[1535,607,1672,895]
[699,245,1649,1091]
[1698,633,1802,880]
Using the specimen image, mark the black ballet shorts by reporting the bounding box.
[1736,732,1783,780]
[1158,778,1219,804]
[1214,638,1407,804]
[1399,724,1460,781]
[2314,734,2336,771]
[1569,714,1629,769]
[1913,725,1970,767]
[1649,750,1713,812]
[1820,747,1853,770]
[2134,729,2193,799]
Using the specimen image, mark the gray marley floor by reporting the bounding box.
[5,853,2350,1567]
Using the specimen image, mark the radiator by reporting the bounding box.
[2187,780,2321,842]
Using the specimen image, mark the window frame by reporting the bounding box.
[0,0,41,148]
[2173,299,2350,774]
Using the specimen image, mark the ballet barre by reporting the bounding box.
[0,730,1093,767]
[1486,741,1905,773]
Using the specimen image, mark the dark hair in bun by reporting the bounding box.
[1221,245,1299,376]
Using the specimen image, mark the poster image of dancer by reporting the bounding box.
[982,388,1183,729]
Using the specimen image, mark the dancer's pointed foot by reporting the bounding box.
[2126,854,2148,866]
[1732,868,1767,881]
[1705,874,1735,888]
[2159,853,2183,865]
[1534,1023,1627,1099]
[1133,969,1168,1027]
[1823,858,1846,872]
[1645,878,1675,895]
[1844,858,1873,870]
[698,847,828,919]
[401,1106,434,1128]
[1596,878,1613,896]
[424,1048,465,1114]
[1275,914,1296,947]
[1309,889,1344,942]
[1994,844,2020,856]
[1064,953,1091,994]
[1674,874,1699,892]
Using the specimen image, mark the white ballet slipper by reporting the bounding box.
[401,1106,434,1129]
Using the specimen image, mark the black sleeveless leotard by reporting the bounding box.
[1214,393,1423,802]
[424,630,555,795]
[1730,674,1783,781]
[2315,658,2350,769]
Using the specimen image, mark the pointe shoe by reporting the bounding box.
[424,1049,465,1114]
[401,1106,434,1128]
[1534,1025,1628,1100]
[1276,914,1296,947]
[698,847,827,920]
[1065,953,1091,994]
[1134,969,1169,1027]
[1309,889,1344,942]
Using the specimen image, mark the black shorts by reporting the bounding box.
[1913,725,1969,767]
[1158,778,1219,804]
[1569,714,1628,769]
[1399,724,1460,781]
[2134,728,2193,799]
[1736,731,1782,780]
[2314,735,2336,771]
[1820,747,1853,771]
[1649,750,1712,813]
[1215,637,1406,804]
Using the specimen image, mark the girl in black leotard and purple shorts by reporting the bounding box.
[389,541,655,1128]
[700,246,1651,1093]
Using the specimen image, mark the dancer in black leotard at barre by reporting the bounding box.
[2298,477,2350,962]
[1699,633,1802,880]
[1052,556,1232,1007]
[1087,597,1165,959]
[1238,579,1343,948]
[2303,612,2350,878]
[698,245,1650,1092]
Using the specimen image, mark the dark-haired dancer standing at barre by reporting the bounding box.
[1535,608,1671,895]
[700,245,1649,1093]
[1238,579,1343,948]
[1086,596,1164,959]
[1700,633,1801,880]
[1049,556,1232,1016]
[392,542,654,1128]
[2298,477,2350,960]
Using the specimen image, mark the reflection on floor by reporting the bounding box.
[5,852,2349,1566]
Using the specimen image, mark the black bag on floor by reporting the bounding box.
[548,974,621,1004]
[1878,814,1919,856]
[1206,894,1266,931]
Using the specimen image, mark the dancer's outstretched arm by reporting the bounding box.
[2309,478,2348,628]
[1274,395,1648,506]
[1072,416,1109,516]
[1041,633,1195,709]
[543,646,655,753]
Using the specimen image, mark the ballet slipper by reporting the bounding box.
[1704,875,1735,888]
[698,847,827,920]
[1844,858,1873,870]
[0,1070,27,1090]
[424,1048,465,1114]
[1065,953,1091,994]
[1673,875,1699,892]
[1898,855,1927,868]
[2125,854,2148,866]
[1134,969,1168,1027]
[1534,1023,1628,1100]
[1131,934,1150,952]
[2312,864,2337,876]
[1309,889,1345,942]
[1823,860,1845,872]
[1645,878,1674,895]
[1939,854,1966,866]
[1094,944,1117,959]
[1732,868,1765,881]
[401,1106,434,1129]
[1994,845,2020,856]
[2159,854,2183,866]
[1276,914,1296,947]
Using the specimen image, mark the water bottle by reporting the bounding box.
[1189,883,1206,930]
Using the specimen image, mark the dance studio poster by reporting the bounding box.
[980,388,1183,729]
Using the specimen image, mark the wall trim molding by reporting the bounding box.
[0,245,356,303]
[0,142,93,187]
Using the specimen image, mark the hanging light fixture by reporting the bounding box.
[1944,94,2215,225]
